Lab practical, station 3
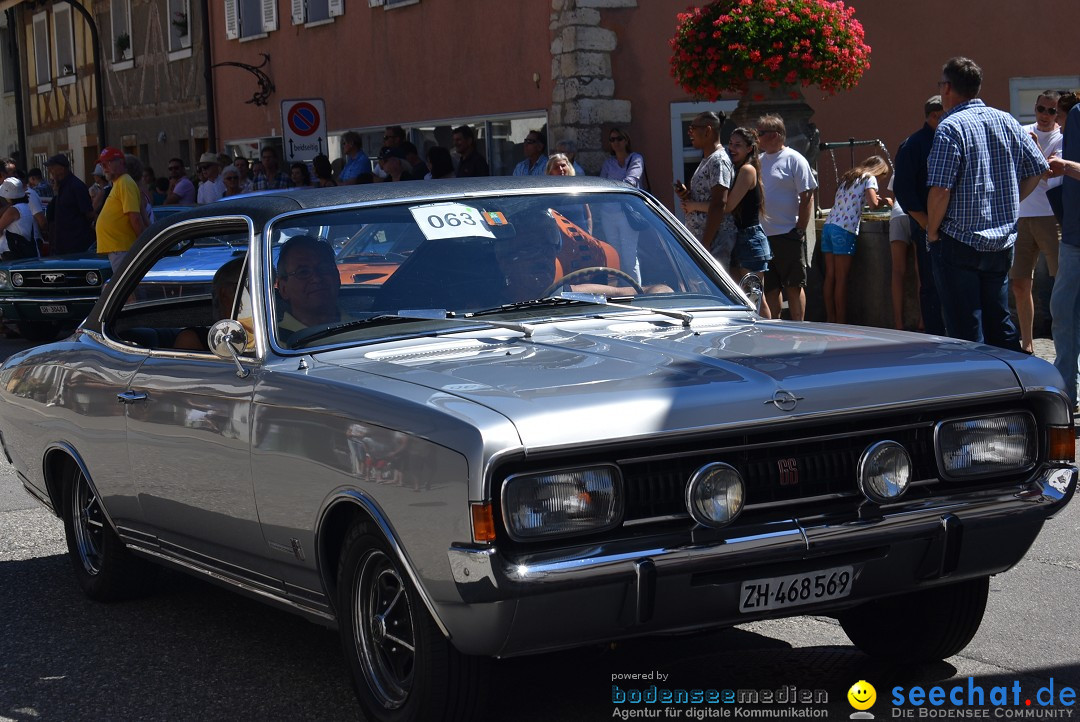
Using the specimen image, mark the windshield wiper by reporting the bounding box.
[467,294,608,318]
[288,311,536,348]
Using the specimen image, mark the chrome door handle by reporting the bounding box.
[116,390,148,404]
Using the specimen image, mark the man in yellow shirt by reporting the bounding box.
[95,146,146,272]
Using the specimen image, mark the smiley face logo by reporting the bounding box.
[847,680,877,711]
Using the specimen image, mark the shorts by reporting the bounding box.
[763,228,808,291]
[732,225,772,273]
[889,214,911,244]
[821,224,857,255]
[1010,216,1060,279]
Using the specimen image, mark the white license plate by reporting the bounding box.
[39,305,68,314]
[739,565,853,613]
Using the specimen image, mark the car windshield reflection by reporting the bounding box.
[267,192,740,349]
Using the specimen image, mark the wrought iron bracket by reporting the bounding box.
[211,53,275,107]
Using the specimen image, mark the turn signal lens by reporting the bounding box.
[471,503,496,543]
[1048,425,1075,463]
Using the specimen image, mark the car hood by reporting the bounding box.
[317,315,1024,449]
[0,250,108,270]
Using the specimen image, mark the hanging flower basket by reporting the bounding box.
[669,0,871,101]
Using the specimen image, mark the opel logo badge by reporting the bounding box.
[765,389,803,412]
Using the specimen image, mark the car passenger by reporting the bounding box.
[174,257,247,351]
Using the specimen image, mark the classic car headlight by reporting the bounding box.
[685,462,744,527]
[0,270,8,289]
[858,441,911,503]
[936,412,1037,479]
[11,272,24,287]
[85,271,101,286]
[502,466,622,540]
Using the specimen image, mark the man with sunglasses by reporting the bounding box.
[1010,90,1063,354]
[512,131,548,177]
[164,157,196,205]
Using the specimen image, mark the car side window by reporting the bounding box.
[106,231,250,353]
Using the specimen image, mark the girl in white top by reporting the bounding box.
[821,155,892,323]
[0,178,39,259]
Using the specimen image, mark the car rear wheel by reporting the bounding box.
[839,576,990,663]
[62,465,156,601]
[337,522,487,722]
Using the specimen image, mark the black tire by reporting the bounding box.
[337,522,487,722]
[61,465,157,601]
[839,576,990,663]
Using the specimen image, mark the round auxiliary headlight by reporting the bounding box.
[11,272,24,287]
[685,462,745,527]
[86,270,100,286]
[858,440,912,504]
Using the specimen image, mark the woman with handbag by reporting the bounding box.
[0,178,40,260]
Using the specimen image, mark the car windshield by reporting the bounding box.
[266,191,743,349]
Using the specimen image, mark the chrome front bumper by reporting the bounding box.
[442,465,1076,656]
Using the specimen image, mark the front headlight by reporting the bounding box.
[0,270,9,289]
[501,465,622,540]
[936,412,1037,479]
[11,272,23,287]
[86,270,101,286]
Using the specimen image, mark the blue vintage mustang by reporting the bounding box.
[0,179,1074,722]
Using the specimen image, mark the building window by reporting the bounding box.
[32,11,50,90]
[292,0,344,24]
[383,0,419,8]
[53,4,76,85]
[1010,76,1080,125]
[1,25,16,94]
[226,0,277,39]
[111,0,132,63]
[169,0,191,51]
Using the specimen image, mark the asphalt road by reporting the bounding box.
[0,334,1077,721]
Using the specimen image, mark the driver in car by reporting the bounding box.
[493,211,672,302]
[276,235,350,337]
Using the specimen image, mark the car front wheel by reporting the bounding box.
[839,576,990,663]
[337,522,486,722]
[62,464,156,601]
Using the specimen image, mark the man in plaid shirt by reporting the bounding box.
[252,146,293,191]
[926,56,1048,351]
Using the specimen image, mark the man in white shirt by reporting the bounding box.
[1010,90,1063,354]
[1,158,45,234]
[756,115,818,321]
[196,152,225,204]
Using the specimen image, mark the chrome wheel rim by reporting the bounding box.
[353,549,415,709]
[71,471,104,575]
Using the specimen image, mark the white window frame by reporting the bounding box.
[32,11,50,92]
[53,4,76,87]
[668,101,737,220]
[292,0,343,26]
[233,0,277,39]
[111,0,133,66]
[1009,76,1079,125]
[168,0,192,53]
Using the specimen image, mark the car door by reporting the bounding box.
[105,222,273,583]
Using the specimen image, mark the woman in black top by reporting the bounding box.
[724,127,773,318]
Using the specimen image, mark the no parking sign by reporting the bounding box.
[281,98,327,163]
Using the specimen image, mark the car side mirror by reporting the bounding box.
[209,319,250,378]
[739,273,765,316]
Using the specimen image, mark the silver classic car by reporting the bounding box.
[0,178,1075,722]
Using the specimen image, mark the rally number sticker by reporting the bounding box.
[410,203,495,241]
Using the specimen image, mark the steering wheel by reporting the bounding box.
[543,266,644,297]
